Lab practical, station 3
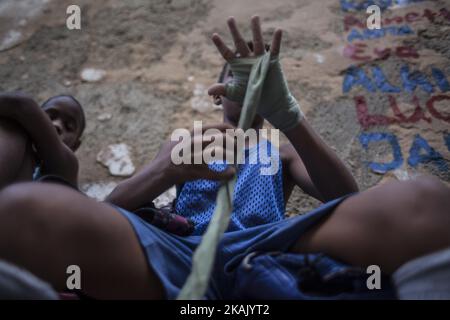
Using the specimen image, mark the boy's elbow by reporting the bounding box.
[323,181,359,202]
[337,179,359,197]
[0,92,30,103]
[0,92,35,116]
[104,182,130,208]
[340,180,359,198]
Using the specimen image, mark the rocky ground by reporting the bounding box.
[0,0,449,215]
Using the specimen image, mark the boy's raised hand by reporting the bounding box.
[208,16,304,132]
[208,16,280,99]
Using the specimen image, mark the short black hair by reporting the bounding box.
[41,95,86,135]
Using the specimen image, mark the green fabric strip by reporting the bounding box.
[177,52,271,300]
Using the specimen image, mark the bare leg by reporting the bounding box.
[292,176,450,274]
[0,182,164,299]
[0,119,34,188]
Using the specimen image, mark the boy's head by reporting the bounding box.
[215,41,265,129]
[41,95,85,151]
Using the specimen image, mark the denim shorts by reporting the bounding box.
[115,194,395,299]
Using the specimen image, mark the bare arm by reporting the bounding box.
[105,157,175,211]
[106,123,236,211]
[280,143,324,202]
[0,119,34,188]
[0,93,78,186]
[284,118,358,201]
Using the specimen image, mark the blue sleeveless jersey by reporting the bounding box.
[175,140,285,235]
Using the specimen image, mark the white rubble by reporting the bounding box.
[97,113,112,121]
[153,186,177,209]
[80,68,106,82]
[81,181,118,201]
[0,0,52,52]
[0,30,23,51]
[314,53,325,64]
[97,143,135,177]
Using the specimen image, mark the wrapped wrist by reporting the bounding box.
[224,57,257,102]
[265,95,303,132]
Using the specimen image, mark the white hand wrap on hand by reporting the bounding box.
[225,56,304,132]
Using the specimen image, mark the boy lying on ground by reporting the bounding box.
[0,93,85,189]
[0,92,195,237]
[0,16,448,299]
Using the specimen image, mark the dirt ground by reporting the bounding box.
[0,0,449,215]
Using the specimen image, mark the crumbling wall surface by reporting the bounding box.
[0,0,448,214]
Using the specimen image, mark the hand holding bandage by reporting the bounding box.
[208,16,304,132]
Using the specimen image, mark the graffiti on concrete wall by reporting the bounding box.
[340,0,449,176]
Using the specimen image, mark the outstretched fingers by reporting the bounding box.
[209,17,284,103]
[212,16,283,60]
[227,17,250,57]
[270,28,283,58]
[251,15,264,55]
[212,33,235,61]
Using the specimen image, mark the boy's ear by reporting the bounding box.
[213,96,222,105]
[72,139,81,152]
